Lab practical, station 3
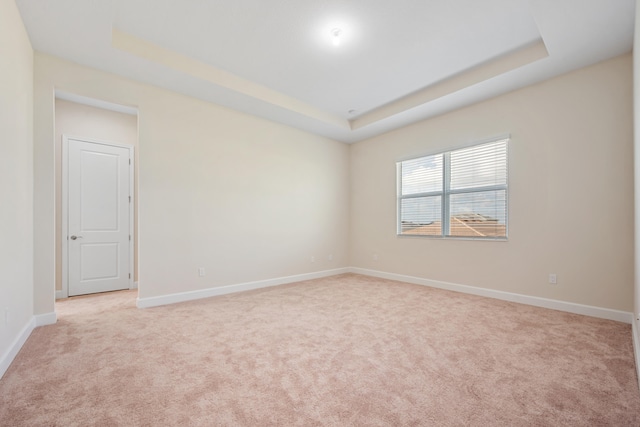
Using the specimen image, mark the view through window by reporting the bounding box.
[397,138,508,239]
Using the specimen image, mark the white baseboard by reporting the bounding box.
[137,267,350,309]
[0,318,34,380]
[350,267,634,324]
[136,266,633,324]
[55,290,64,300]
[0,311,57,380]
[633,320,640,391]
[34,312,57,327]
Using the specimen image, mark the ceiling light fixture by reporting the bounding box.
[331,28,342,46]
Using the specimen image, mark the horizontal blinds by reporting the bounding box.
[400,196,442,235]
[449,190,507,238]
[398,138,508,239]
[400,154,443,195]
[448,139,507,238]
[450,139,507,190]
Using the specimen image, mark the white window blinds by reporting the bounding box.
[398,138,508,239]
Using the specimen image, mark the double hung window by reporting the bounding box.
[397,138,508,239]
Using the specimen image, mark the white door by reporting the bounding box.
[66,137,133,296]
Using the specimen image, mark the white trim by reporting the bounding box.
[137,268,350,308]
[55,91,138,116]
[61,137,69,299]
[128,148,135,291]
[62,136,135,298]
[135,266,633,324]
[396,133,512,162]
[349,267,634,324]
[633,320,640,391]
[34,312,57,327]
[0,312,57,379]
[0,319,34,379]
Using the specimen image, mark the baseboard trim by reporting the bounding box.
[350,267,634,324]
[136,266,632,323]
[0,318,34,380]
[137,267,350,309]
[34,312,57,327]
[0,311,57,379]
[55,290,64,300]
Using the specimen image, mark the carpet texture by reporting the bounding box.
[1,273,639,426]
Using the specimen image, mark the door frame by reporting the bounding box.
[61,135,135,299]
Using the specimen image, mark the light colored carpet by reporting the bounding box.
[1,273,639,426]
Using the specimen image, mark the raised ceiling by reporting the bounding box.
[15,0,635,143]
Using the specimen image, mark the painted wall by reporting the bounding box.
[34,54,349,313]
[350,54,634,312]
[54,99,139,292]
[0,0,34,369]
[633,0,640,378]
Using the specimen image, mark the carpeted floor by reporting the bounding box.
[1,273,639,426]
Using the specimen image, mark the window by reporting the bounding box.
[397,138,508,239]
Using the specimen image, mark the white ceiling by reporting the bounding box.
[15,0,636,143]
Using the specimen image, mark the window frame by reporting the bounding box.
[397,137,509,241]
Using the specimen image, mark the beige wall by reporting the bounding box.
[350,54,634,312]
[54,99,139,292]
[30,36,634,316]
[34,53,349,313]
[0,0,34,365]
[633,0,640,371]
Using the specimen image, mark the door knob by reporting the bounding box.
[70,235,83,240]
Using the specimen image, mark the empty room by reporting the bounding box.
[2,0,640,425]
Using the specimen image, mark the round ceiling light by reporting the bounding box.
[331,28,342,46]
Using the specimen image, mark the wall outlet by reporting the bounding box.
[327,254,333,261]
[373,253,378,261]
[198,267,205,277]
[310,256,315,263]
[548,273,557,284]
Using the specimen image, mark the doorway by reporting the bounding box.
[62,137,134,296]
[55,95,139,300]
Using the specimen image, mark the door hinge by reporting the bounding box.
[129,235,131,241]
[129,159,131,165]
[129,273,131,279]
[129,195,131,203]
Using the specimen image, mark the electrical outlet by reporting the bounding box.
[373,253,378,261]
[328,254,333,261]
[548,273,557,285]
[310,256,315,263]
[198,267,205,277]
